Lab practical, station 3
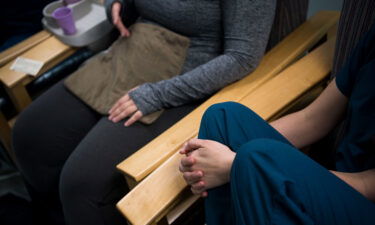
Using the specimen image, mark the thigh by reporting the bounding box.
[12,81,100,191]
[60,102,200,225]
[231,139,375,225]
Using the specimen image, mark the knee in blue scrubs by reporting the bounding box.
[201,103,375,225]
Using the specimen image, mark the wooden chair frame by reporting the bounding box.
[0,31,77,157]
[115,11,340,225]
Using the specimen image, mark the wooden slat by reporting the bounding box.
[165,191,200,224]
[117,29,337,225]
[240,39,335,119]
[0,31,52,67]
[270,83,326,122]
[0,36,75,88]
[117,152,186,225]
[116,11,340,183]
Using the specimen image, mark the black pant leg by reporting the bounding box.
[12,81,100,224]
[60,101,200,225]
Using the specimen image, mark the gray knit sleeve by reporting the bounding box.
[129,0,276,115]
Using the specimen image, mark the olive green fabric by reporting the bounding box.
[65,23,190,124]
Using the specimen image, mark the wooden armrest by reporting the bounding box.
[116,11,340,184]
[0,36,76,88]
[0,36,76,112]
[117,35,336,225]
[0,31,52,67]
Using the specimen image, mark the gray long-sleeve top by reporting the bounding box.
[105,0,276,115]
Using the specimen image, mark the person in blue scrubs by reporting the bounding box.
[179,21,375,225]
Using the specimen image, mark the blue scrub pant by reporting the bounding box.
[199,102,375,225]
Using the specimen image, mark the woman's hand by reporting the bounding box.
[108,89,143,126]
[111,2,130,37]
[179,138,236,197]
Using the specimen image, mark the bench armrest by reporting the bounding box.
[117,11,340,184]
[0,31,51,67]
[117,35,336,225]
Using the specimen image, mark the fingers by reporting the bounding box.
[116,19,130,37]
[111,2,130,37]
[179,158,194,173]
[190,181,207,196]
[180,155,195,168]
[108,94,143,125]
[109,94,130,114]
[179,142,189,154]
[179,153,208,197]
[180,138,206,154]
[124,110,143,127]
[109,101,137,123]
[182,170,203,185]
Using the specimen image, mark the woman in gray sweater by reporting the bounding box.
[12,0,275,224]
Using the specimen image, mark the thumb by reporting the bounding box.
[182,138,206,154]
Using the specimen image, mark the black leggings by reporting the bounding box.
[12,81,199,225]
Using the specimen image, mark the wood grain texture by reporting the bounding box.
[117,11,340,183]
[117,38,336,225]
[240,39,335,119]
[117,12,338,225]
[0,31,51,67]
[4,82,32,112]
[0,36,75,88]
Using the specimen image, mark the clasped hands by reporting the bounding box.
[179,139,236,197]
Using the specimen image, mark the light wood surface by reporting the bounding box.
[240,39,335,118]
[0,36,76,112]
[117,35,336,225]
[116,11,340,183]
[0,36,75,88]
[0,31,52,67]
[4,82,32,112]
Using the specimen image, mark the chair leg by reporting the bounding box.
[0,111,14,162]
[5,83,32,113]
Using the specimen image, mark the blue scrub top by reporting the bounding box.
[335,23,375,172]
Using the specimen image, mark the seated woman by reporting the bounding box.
[12,0,276,224]
[180,17,375,225]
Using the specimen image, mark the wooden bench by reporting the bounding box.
[115,11,339,225]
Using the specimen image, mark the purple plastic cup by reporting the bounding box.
[63,0,82,5]
[52,7,77,35]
